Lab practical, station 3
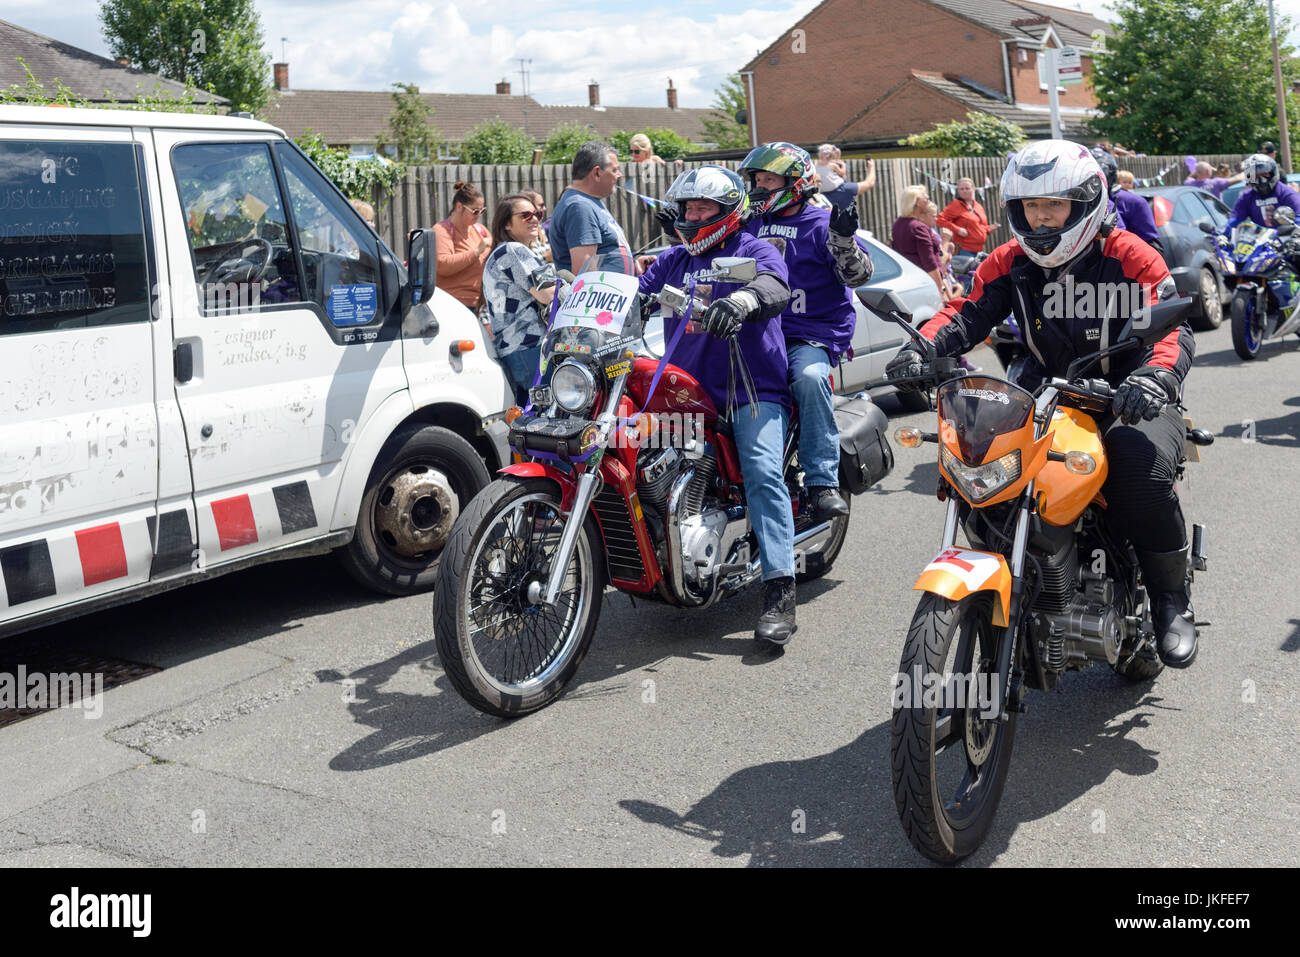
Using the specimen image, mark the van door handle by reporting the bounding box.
[174,342,194,383]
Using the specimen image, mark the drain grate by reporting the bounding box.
[0,645,161,729]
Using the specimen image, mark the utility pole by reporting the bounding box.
[1269,0,1292,172]
[517,58,532,137]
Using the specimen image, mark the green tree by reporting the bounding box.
[1091,0,1298,154]
[376,82,441,163]
[903,112,1027,156]
[542,121,601,164]
[99,0,272,112]
[460,117,535,164]
[700,74,750,150]
[294,130,404,201]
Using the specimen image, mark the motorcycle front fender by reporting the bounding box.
[914,547,1013,628]
[498,462,578,512]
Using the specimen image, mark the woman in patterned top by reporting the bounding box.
[483,193,557,404]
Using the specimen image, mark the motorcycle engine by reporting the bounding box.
[1028,535,1123,682]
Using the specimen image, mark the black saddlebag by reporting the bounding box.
[833,393,893,494]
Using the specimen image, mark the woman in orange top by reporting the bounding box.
[433,180,493,310]
[935,178,990,258]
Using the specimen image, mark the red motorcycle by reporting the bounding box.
[433,256,893,716]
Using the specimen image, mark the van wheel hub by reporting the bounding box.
[374,465,459,558]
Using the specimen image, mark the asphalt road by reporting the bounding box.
[1,325,1297,867]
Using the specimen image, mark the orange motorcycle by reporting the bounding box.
[859,288,1212,863]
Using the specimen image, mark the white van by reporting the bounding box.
[0,105,511,637]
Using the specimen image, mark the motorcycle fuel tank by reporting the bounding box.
[626,357,720,425]
[1037,406,1109,526]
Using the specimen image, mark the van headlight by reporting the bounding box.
[941,445,1021,503]
[551,361,597,413]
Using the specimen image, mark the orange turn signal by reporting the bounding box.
[505,406,523,424]
[452,339,476,355]
[895,427,924,449]
[1064,451,1097,474]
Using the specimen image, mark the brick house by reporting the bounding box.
[738,0,1113,150]
[262,66,717,158]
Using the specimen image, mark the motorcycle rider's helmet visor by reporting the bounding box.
[738,144,804,178]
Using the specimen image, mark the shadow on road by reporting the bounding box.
[1282,619,1300,653]
[1192,341,1300,369]
[1218,396,1300,448]
[619,675,1168,866]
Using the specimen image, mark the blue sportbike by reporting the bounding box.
[1206,214,1300,360]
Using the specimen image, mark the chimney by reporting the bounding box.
[588,80,600,107]
[273,62,288,91]
[666,78,677,110]
[495,78,511,95]
[117,57,130,67]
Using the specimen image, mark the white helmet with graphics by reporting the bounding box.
[1001,139,1107,269]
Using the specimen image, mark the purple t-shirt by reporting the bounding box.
[1184,176,1232,199]
[639,231,790,412]
[744,203,864,363]
[1113,189,1158,242]
[1227,182,1300,229]
[892,216,941,272]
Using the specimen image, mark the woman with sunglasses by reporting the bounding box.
[433,179,493,311]
[482,193,557,404]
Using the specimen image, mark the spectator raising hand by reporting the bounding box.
[433,180,493,311]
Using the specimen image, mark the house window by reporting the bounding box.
[1036,50,1066,93]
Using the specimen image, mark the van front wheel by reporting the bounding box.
[340,424,491,595]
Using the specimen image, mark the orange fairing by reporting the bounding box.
[914,548,1012,628]
[1037,406,1110,526]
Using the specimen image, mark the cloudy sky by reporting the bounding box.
[8,0,1300,108]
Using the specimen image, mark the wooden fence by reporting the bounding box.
[371,154,1250,256]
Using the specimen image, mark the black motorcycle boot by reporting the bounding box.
[809,486,850,520]
[755,576,797,646]
[1138,546,1198,668]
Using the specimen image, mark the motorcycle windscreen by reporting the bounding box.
[542,251,641,367]
[936,375,1035,464]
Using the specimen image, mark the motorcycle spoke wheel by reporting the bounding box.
[434,480,605,718]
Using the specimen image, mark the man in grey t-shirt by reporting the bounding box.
[549,141,633,275]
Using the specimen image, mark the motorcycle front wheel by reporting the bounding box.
[1230,289,1264,360]
[433,477,605,718]
[890,592,1017,863]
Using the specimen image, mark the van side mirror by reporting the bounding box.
[406,227,437,305]
[380,244,402,315]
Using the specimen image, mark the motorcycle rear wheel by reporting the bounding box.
[1230,289,1264,360]
[890,592,1017,863]
[433,477,605,718]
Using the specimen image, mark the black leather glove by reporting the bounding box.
[1112,366,1179,425]
[655,203,678,239]
[886,346,926,392]
[700,294,752,339]
[828,203,860,239]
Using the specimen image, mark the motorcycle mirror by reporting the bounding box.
[1119,295,1194,347]
[1277,206,1296,225]
[709,257,758,282]
[1197,221,1216,234]
[856,287,911,319]
[1279,223,1296,236]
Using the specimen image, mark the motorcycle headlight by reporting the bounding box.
[1221,257,1235,275]
[941,445,1022,503]
[551,361,597,413]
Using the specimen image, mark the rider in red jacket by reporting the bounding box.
[888,140,1199,667]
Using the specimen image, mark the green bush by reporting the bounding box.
[903,112,1027,157]
[460,118,535,165]
[542,122,603,165]
[294,130,404,201]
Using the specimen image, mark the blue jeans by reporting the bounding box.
[730,401,795,581]
[501,345,543,407]
[787,343,840,489]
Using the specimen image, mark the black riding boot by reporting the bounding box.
[1137,546,1198,668]
[809,486,850,520]
[755,576,797,646]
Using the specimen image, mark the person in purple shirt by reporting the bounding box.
[638,165,800,645]
[738,141,874,523]
[1184,161,1244,199]
[1225,154,1300,230]
[1093,148,1158,243]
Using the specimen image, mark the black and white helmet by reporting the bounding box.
[1001,139,1107,269]
[1243,153,1279,197]
[663,165,749,255]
